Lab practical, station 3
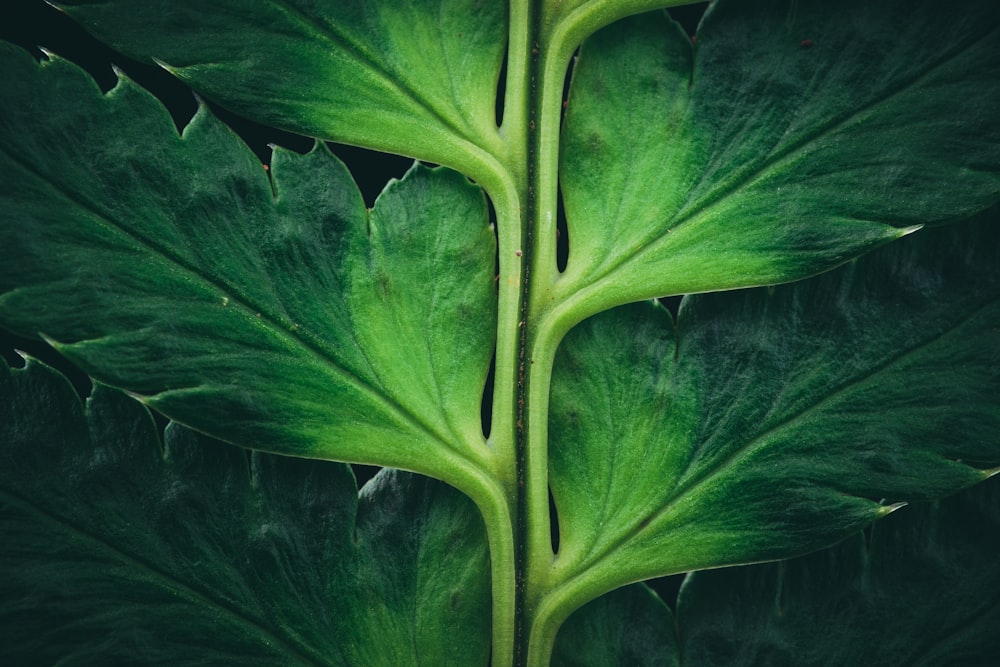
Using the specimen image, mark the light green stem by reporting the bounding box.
[470,472,518,667]
[485,173,525,667]
[494,2,712,664]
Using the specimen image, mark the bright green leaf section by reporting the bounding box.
[678,477,1000,665]
[552,584,679,667]
[540,1,702,58]
[548,213,1000,612]
[0,358,491,666]
[51,0,507,180]
[0,45,497,483]
[558,0,1000,321]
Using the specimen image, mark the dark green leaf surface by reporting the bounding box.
[0,358,491,666]
[0,45,497,480]
[552,584,679,667]
[49,0,507,176]
[558,0,1000,319]
[548,213,1000,605]
[678,477,1000,666]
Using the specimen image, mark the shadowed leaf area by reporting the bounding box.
[550,475,1000,666]
[0,359,491,666]
[677,474,1000,666]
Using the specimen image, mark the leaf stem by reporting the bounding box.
[492,1,535,664]
[484,160,524,667]
[496,3,712,664]
[519,7,584,663]
[515,5,706,663]
[466,472,519,667]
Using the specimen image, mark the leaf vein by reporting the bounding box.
[1,144,457,453]
[584,21,999,290]
[664,295,999,538]
[564,293,997,581]
[264,0,475,144]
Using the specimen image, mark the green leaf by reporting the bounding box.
[0,45,497,485]
[547,212,1000,613]
[677,476,1000,665]
[0,358,491,666]
[552,584,679,667]
[557,0,1000,321]
[539,1,705,63]
[51,0,507,180]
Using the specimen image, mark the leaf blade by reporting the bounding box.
[0,46,497,483]
[552,584,679,667]
[0,359,492,665]
[677,477,1000,666]
[51,0,508,177]
[548,212,1000,610]
[558,0,1000,321]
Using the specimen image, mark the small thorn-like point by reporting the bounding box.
[122,388,155,406]
[897,224,923,238]
[878,501,908,517]
[38,332,63,349]
[151,57,178,75]
[982,466,1000,480]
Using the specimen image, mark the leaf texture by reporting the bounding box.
[558,0,1000,320]
[50,0,507,176]
[548,211,1000,607]
[0,358,491,666]
[552,584,679,667]
[678,477,1000,666]
[0,44,497,481]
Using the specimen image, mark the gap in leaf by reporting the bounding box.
[644,573,686,611]
[562,49,576,124]
[209,104,314,162]
[1,0,416,205]
[657,295,683,319]
[495,43,508,127]
[0,0,198,134]
[549,487,560,552]
[351,464,383,489]
[556,185,569,272]
[667,2,711,36]
[555,50,576,274]
[325,143,416,208]
[0,330,92,400]
[482,194,500,440]
[482,350,497,439]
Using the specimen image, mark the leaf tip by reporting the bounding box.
[123,388,151,405]
[982,466,1000,481]
[878,501,908,518]
[37,331,66,352]
[151,57,179,76]
[896,224,924,238]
